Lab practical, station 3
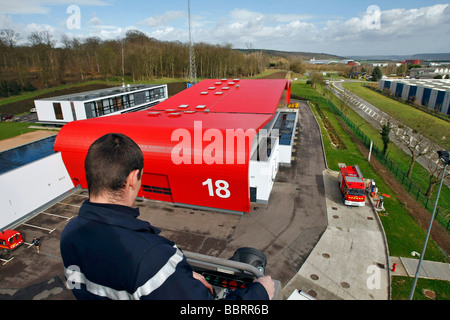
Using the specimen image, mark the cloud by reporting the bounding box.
[195,8,317,49]
[87,17,103,27]
[199,4,450,54]
[139,11,185,28]
[1,2,448,55]
[317,4,450,54]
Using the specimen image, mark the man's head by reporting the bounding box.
[85,133,144,204]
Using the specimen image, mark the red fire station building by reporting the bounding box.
[54,79,293,214]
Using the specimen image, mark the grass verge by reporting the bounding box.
[0,122,42,140]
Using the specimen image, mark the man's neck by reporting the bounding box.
[89,192,132,207]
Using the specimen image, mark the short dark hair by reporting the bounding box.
[85,133,144,197]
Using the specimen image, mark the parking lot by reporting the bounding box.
[0,191,85,299]
[0,101,330,300]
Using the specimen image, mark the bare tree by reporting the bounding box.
[424,156,450,199]
[1,30,270,91]
[28,31,57,87]
[393,121,434,179]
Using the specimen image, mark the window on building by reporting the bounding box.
[154,88,161,99]
[123,95,129,109]
[114,96,122,112]
[53,103,63,120]
[102,98,112,115]
[96,100,104,116]
[85,102,95,118]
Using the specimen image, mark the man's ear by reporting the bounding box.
[127,169,141,190]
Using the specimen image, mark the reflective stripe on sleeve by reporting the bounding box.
[64,245,184,300]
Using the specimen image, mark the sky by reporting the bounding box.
[0,0,449,57]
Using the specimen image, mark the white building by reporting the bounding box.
[249,110,299,204]
[378,79,450,115]
[409,67,450,79]
[35,84,168,125]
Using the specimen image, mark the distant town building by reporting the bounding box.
[405,59,423,65]
[34,84,168,125]
[409,68,450,79]
[349,72,366,79]
[308,58,331,65]
[372,63,389,67]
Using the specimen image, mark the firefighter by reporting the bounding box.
[32,237,40,253]
[60,133,274,300]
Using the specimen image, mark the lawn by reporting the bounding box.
[391,276,450,300]
[0,122,42,140]
[341,82,450,151]
[0,80,107,107]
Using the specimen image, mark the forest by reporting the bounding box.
[0,29,271,97]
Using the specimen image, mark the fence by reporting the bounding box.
[327,100,450,231]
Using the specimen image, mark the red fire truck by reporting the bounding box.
[0,230,23,252]
[338,163,366,207]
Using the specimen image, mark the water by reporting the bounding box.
[0,136,57,175]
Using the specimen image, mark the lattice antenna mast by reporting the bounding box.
[188,0,197,84]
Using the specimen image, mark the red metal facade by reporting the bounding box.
[54,79,291,213]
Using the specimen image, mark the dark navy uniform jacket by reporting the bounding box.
[60,201,269,300]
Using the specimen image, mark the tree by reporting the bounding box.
[0,30,270,91]
[380,119,392,156]
[308,72,325,89]
[290,60,305,74]
[425,156,449,199]
[371,66,383,82]
[393,122,433,179]
[27,31,57,87]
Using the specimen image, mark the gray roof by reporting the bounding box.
[37,84,163,102]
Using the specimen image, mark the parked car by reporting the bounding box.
[1,114,14,121]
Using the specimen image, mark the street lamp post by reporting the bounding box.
[409,151,449,300]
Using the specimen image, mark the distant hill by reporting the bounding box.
[350,53,450,62]
[236,49,450,64]
[235,49,348,61]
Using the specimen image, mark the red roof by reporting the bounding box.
[153,79,290,114]
[55,79,291,213]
